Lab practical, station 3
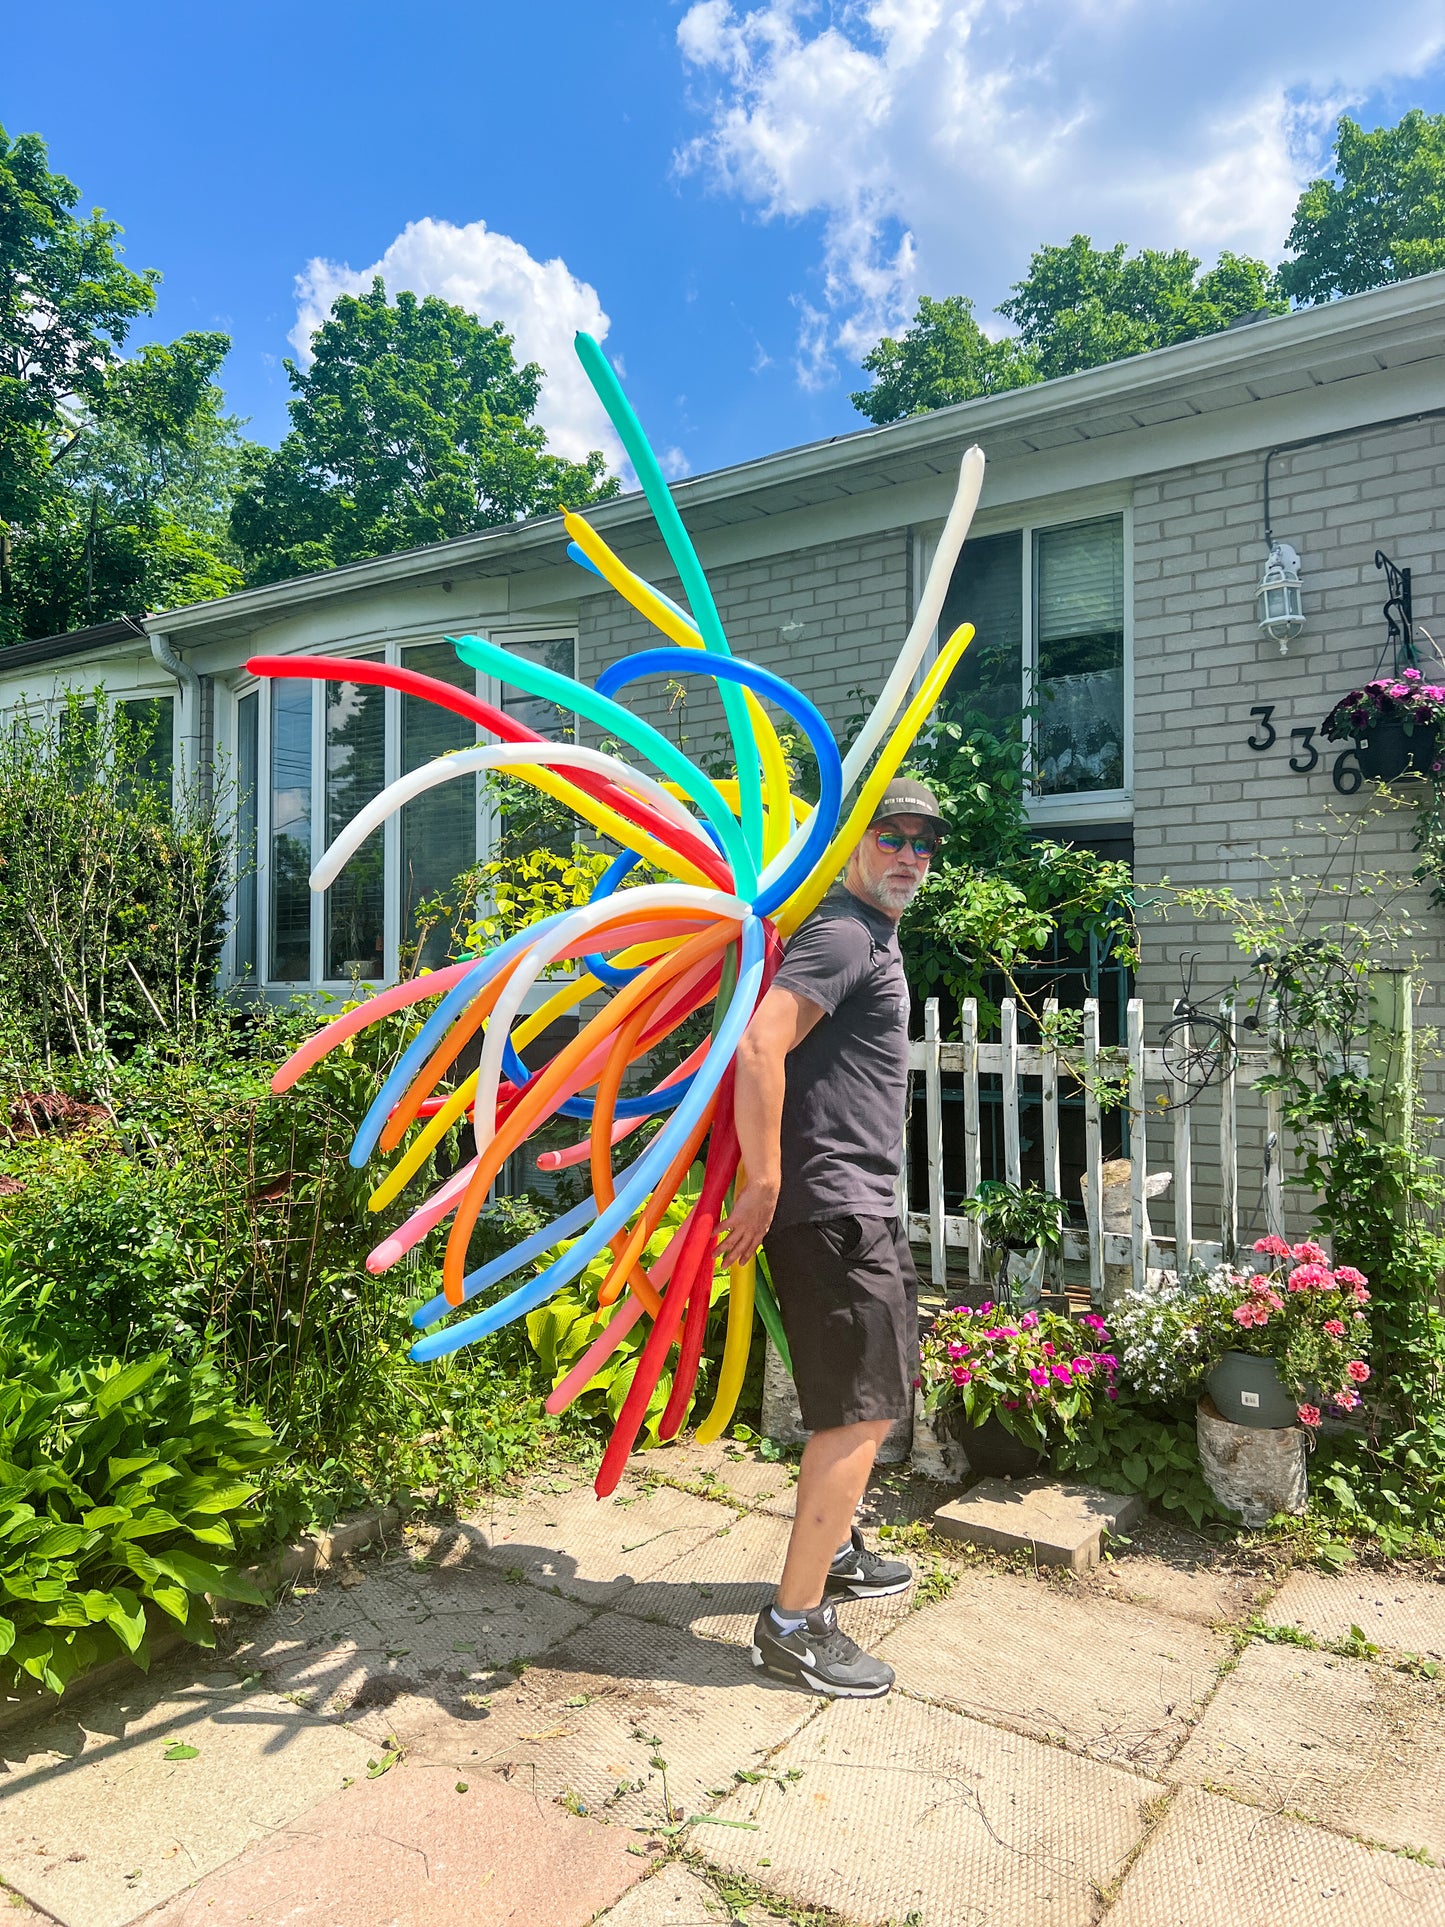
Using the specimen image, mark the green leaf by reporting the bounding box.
[162,1742,199,1762]
[93,1356,167,1416]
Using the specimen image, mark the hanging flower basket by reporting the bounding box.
[1322,671,1445,784]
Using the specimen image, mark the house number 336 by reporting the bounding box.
[1244,706,1362,793]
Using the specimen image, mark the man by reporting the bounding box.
[718,777,947,1698]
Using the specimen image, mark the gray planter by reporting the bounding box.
[1205,1350,1296,1429]
[1197,1393,1307,1528]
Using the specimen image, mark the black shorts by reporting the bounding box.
[761,1214,918,1432]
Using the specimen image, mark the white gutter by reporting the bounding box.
[149,630,201,791]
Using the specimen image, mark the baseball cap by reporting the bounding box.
[867,776,947,839]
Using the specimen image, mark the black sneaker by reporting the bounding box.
[823,1526,913,1600]
[750,1602,894,1698]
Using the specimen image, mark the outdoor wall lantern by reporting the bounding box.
[1256,542,1306,654]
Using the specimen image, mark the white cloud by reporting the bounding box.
[677,0,1445,384]
[659,445,692,480]
[289,217,624,472]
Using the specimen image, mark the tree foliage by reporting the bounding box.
[1281,110,1445,304]
[998,238,1284,380]
[232,279,619,585]
[849,294,1039,424]
[0,126,256,642]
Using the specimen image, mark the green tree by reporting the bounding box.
[849,294,1040,424]
[232,279,619,584]
[1281,110,1445,304]
[999,237,1284,380]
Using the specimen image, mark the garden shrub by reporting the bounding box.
[0,1346,275,1697]
[0,697,226,1067]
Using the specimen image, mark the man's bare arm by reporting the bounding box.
[716,985,824,1268]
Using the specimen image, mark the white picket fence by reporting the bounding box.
[902,994,1288,1305]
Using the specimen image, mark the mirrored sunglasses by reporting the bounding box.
[874,828,939,859]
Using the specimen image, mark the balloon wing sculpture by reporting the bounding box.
[250,335,983,1497]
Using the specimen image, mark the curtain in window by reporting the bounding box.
[1034,518,1125,795]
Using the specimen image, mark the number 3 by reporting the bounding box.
[1289,728,1319,774]
[1246,705,1276,751]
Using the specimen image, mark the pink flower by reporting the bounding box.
[1390,683,1410,698]
[1288,1263,1331,1292]
[1051,1364,1073,1383]
[952,1366,972,1385]
[1291,1241,1327,1264]
[999,1327,1019,1338]
[946,1341,968,1360]
[1028,1367,1048,1387]
[1335,1391,1359,1411]
[1323,1319,1346,1338]
[1106,1387,1119,1401]
[1254,1235,1291,1258]
[1297,1404,1323,1428]
[1080,1313,1108,1332]
[978,1302,995,1314]
[1246,1274,1273,1297]
[1232,1302,1268,1327]
[1003,1398,1020,1410]
[1333,1266,1368,1290]
[1041,1342,1055,1356]
[1351,1284,1371,1303]
[1071,1356,1094,1374]
[1346,1359,1370,1384]
[1354,1311,1367,1322]
[1020,1311,1039,1329]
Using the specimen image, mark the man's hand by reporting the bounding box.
[717,1180,779,1270]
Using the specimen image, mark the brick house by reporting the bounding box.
[3,271,1443,1190]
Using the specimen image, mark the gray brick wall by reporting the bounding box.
[1129,416,1445,1229]
[576,527,912,764]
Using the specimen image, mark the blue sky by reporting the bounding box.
[6,2,1445,482]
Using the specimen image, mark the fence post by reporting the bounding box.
[1127,997,1148,1294]
[960,997,981,1282]
[1001,997,1021,1188]
[1041,997,1061,1200]
[1368,966,1413,1150]
[1170,1016,1194,1280]
[1083,998,1104,1309]
[1219,998,1238,1262]
[1264,996,1286,1243]
[923,997,945,1292]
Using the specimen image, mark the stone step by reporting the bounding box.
[932,1476,1145,1571]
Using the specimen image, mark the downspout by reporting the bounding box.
[145,626,202,794]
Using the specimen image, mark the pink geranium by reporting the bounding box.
[1323,1319,1346,1338]
[1333,1266,1367,1290]
[1297,1404,1323,1428]
[1346,1359,1370,1384]
[1291,1240,1327,1264]
[1287,1263,1331,1292]
[1254,1235,1292,1258]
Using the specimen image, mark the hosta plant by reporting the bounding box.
[920,1302,1119,1448]
[0,1348,277,1697]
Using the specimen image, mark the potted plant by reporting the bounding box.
[957,1180,1070,1309]
[921,1301,1119,1479]
[1111,1239,1372,1523]
[1322,668,1445,783]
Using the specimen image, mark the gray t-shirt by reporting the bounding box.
[770,886,911,1229]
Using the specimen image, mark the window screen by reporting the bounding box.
[1033,517,1125,795]
[269,681,312,981]
[324,669,386,980]
[401,641,478,969]
[235,691,259,979]
[940,530,1023,730]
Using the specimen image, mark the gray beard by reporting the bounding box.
[853,872,921,917]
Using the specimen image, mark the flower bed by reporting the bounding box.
[921,1301,1119,1449]
[1110,1239,1372,1428]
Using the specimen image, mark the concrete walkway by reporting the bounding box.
[3,1438,1444,1926]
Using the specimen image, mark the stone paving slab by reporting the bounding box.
[1265,1568,1445,1660]
[0,1665,373,1927]
[1109,1785,1445,1926]
[140,1757,642,1927]
[879,1565,1228,1771]
[593,1865,726,1925]
[612,1508,917,1651]
[1084,1551,1276,1627]
[358,1608,816,1833]
[226,1550,591,1719]
[462,1479,733,1606]
[700,1689,1156,1927]
[1168,1641,1445,1861]
[933,1477,1145,1571]
[629,1438,798,1511]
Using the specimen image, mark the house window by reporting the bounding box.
[118,696,174,803]
[269,680,312,983]
[240,633,576,988]
[235,691,259,979]
[939,513,1128,799]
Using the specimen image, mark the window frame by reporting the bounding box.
[921,499,1133,828]
[218,627,579,994]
